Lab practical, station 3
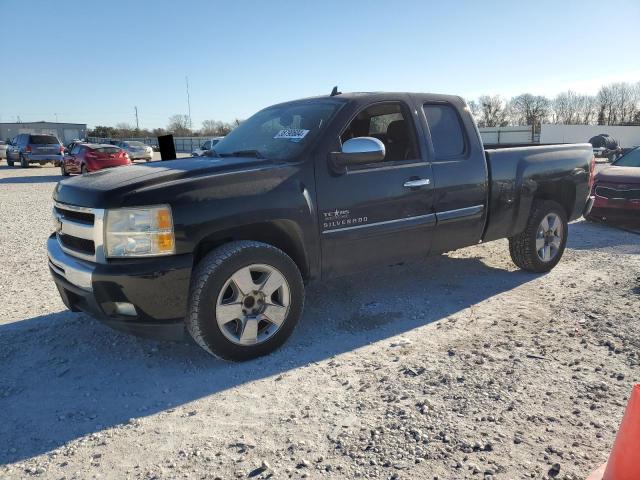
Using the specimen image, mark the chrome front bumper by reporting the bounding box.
[47,235,94,290]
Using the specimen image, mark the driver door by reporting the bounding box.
[314,100,435,277]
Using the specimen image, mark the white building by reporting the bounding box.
[0,121,87,144]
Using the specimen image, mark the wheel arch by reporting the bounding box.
[532,180,575,220]
[193,220,311,282]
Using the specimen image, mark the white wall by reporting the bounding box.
[479,126,533,144]
[540,124,640,148]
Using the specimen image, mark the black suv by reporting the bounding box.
[6,133,64,167]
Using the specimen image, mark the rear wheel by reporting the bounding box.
[186,241,304,361]
[20,155,29,168]
[509,200,568,273]
[60,162,69,176]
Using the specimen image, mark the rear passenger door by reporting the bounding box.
[417,100,488,253]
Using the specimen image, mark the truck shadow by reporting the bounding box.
[0,174,62,184]
[0,254,534,464]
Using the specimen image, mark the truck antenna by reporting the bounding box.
[330,86,341,96]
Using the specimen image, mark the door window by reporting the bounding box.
[71,145,82,155]
[341,103,418,163]
[423,104,466,158]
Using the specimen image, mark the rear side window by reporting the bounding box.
[423,104,465,158]
[29,135,59,145]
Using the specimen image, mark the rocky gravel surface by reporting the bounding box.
[1,165,639,479]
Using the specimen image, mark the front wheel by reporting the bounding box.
[186,241,304,361]
[509,200,568,273]
[61,162,70,176]
[81,165,88,174]
[6,157,14,167]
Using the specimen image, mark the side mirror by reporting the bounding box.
[331,137,385,169]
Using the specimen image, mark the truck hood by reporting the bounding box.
[595,166,640,185]
[53,156,274,207]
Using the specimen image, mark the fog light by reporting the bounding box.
[114,302,137,316]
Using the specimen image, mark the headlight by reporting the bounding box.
[105,205,175,257]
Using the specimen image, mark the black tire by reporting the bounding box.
[509,200,568,273]
[6,157,14,167]
[20,155,29,168]
[81,165,88,174]
[186,240,304,361]
[61,162,69,176]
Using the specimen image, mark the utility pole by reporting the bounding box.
[185,76,192,130]
[134,106,139,130]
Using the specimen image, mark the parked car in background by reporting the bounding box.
[0,140,7,160]
[6,133,64,167]
[61,143,131,175]
[192,137,223,156]
[587,146,640,225]
[116,141,153,162]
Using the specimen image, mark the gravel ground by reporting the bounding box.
[1,164,639,480]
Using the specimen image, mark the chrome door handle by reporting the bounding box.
[404,178,430,188]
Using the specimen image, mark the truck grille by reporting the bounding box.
[53,202,105,262]
[595,185,640,201]
[59,233,95,255]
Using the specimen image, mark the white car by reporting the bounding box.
[117,141,153,162]
[192,137,222,156]
[0,141,7,160]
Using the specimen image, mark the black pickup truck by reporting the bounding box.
[48,92,595,360]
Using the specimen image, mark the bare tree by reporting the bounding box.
[201,119,233,136]
[507,94,551,129]
[114,122,136,138]
[477,95,507,127]
[596,82,640,124]
[552,91,598,125]
[167,114,192,136]
[581,96,599,125]
[466,99,481,123]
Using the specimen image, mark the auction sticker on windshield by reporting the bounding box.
[274,129,309,141]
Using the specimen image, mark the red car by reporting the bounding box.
[61,143,131,175]
[587,146,640,225]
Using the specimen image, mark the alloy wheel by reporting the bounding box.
[215,264,291,346]
[535,213,563,262]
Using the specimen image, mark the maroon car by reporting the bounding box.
[61,143,131,176]
[587,146,640,225]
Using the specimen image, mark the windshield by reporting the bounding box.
[213,100,342,160]
[613,147,640,167]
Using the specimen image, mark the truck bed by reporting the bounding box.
[482,143,593,243]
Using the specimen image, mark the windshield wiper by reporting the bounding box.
[219,149,265,159]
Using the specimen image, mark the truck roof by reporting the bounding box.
[269,91,466,108]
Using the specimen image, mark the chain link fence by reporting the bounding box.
[86,136,211,153]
